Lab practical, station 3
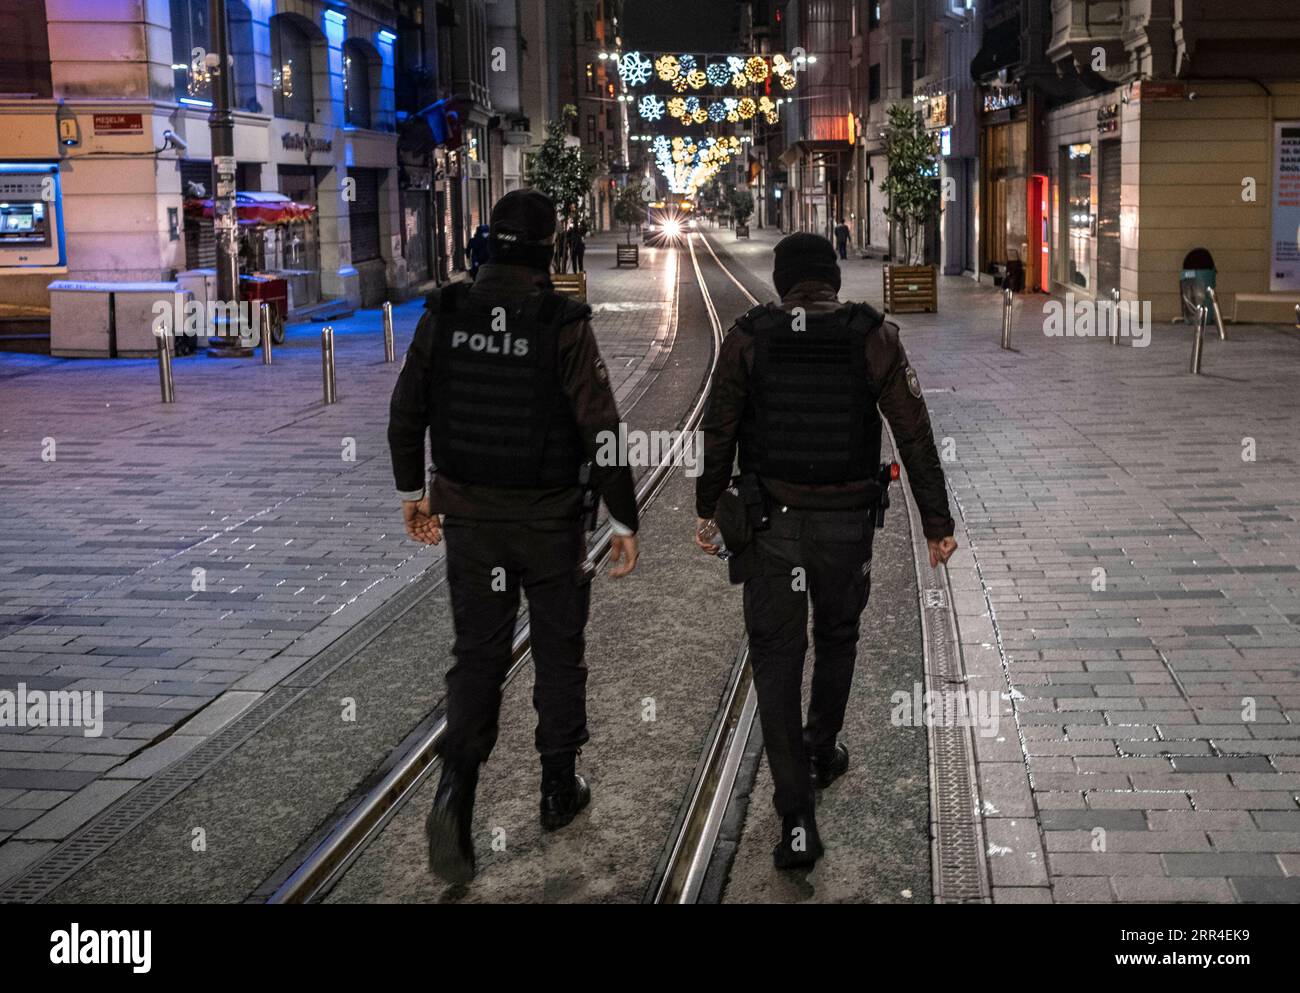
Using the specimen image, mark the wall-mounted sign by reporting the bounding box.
[93,113,143,135]
[1134,81,1186,102]
[1270,122,1300,292]
[982,87,1021,113]
[927,94,949,128]
[281,124,332,163]
[1097,103,1120,135]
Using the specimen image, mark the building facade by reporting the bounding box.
[979,0,1300,320]
[0,0,416,317]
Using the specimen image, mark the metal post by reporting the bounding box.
[1110,287,1121,345]
[382,301,395,363]
[205,0,251,358]
[1000,286,1013,350]
[322,326,337,403]
[1191,305,1206,375]
[1206,286,1226,340]
[156,333,175,403]
[260,303,273,365]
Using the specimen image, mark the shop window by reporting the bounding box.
[586,62,595,93]
[170,0,211,103]
[228,1,259,112]
[869,2,881,29]
[587,115,596,144]
[583,11,595,42]
[1063,143,1094,290]
[272,14,315,122]
[344,39,374,129]
[0,0,52,97]
[902,40,914,98]
[868,64,881,103]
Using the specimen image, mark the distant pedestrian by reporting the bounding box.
[569,223,586,274]
[468,224,491,279]
[834,219,852,261]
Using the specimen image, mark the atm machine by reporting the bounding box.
[0,163,64,268]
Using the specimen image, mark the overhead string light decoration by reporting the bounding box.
[652,134,745,196]
[615,51,802,125]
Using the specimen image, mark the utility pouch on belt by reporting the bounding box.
[714,473,769,557]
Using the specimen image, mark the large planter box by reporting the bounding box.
[616,244,639,268]
[883,264,937,314]
[735,223,750,239]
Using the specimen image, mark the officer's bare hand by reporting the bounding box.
[928,536,957,568]
[694,518,721,556]
[608,534,639,578]
[403,499,442,545]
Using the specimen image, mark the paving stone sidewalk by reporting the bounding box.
[713,225,1300,903]
[0,234,675,880]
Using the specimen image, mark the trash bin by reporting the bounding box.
[1180,247,1217,323]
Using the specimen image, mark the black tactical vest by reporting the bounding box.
[738,302,882,485]
[427,283,587,489]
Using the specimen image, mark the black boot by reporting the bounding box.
[773,807,824,869]
[810,742,850,789]
[425,760,478,884]
[539,752,590,832]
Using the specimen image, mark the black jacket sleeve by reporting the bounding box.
[387,307,435,496]
[696,327,748,519]
[560,314,639,533]
[867,322,955,540]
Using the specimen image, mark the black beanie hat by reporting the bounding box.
[489,189,558,269]
[772,233,841,299]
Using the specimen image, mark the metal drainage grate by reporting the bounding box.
[886,424,991,905]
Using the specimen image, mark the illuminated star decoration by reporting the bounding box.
[655,54,681,82]
[706,62,731,86]
[619,51,653,86]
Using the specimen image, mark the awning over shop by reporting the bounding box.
[183,192,317,227]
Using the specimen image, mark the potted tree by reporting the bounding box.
[613,183,645,267]
[881,102,941,313]
[730,187,755,239]
[527,105,597,277]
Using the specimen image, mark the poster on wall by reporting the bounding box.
[1271,122,1300,291]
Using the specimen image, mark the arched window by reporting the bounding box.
[343,39,373,129]
[271,15,314,121]
[170,0,257,109]
[228,0,259,112]
[170,0,210,102]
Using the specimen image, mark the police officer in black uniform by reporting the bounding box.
[388,190,640,884]
[695,233,958,869]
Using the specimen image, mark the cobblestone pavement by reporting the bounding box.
[711,225,1300,903]
[0,234,675,878]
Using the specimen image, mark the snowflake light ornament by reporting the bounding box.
[618,51,653,87]
[638,95,666,121]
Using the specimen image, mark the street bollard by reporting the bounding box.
[322,325,337,404]
[1000,286,1013,350]
[260,303,273,365]
[382,301,395,363]
[1190,305,1206,375]
[1110,287,1121,345]
[1206,286,1226,341]
[156,332,175,404]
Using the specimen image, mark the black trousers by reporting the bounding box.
[742,506,874,815]
[439,517,591,767]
